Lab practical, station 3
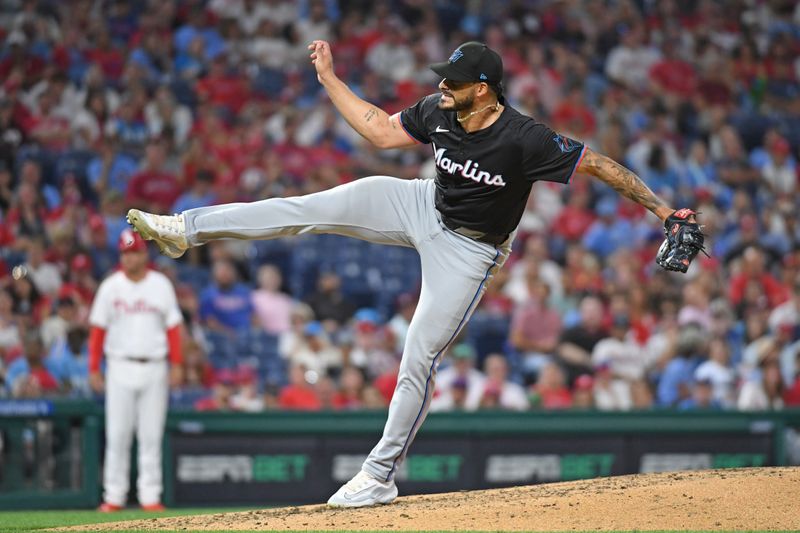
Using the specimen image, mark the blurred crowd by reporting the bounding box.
[0,0,799,412]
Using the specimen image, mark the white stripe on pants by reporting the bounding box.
[103,359,168,506]
[183,177,512,481]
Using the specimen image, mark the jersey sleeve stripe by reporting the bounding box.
[565,144,588,184]
[396,114,424,144]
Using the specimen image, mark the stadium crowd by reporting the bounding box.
[0,0,799,412]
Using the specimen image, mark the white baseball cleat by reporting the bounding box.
[126,209,188,259]
[327,470,398,508]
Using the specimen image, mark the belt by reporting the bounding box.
[121,356,164,364]
[440,214,509,246]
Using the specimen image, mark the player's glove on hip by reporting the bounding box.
[655,208,708,273]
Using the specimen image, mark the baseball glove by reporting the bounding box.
[655,208,708,273]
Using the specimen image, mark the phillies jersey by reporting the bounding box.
[400,94,586,236]
[89,270,182,360]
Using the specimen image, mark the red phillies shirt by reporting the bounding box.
[196,74,250,114]
[126,170,182,211]
[729,273,789,308]
[553,205,596,240]
[649,59,698,98]
[30,366,59,391]
[278,385,321,410]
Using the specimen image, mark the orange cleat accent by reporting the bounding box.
[141,503,166,512]
[97,502,123,512]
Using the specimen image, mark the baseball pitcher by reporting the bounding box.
[89,229,184,511]
[127,41,705,507]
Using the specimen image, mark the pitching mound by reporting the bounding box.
[69,467,799,531]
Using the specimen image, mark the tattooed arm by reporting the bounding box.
[577,148,676,221]
[309,40,416,149]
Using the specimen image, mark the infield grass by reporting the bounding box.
[0,511,790,533]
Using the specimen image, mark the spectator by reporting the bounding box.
[387,293,417,354]
[85,215,118,280]
[126,139,182,213]
[556,295,606,384]
[287,320,343,377]
[22,238,62,297]
[229,370,264,412]
[582,197,635,259]
[510,278,562,380]
[199,260,254,333]
[694,338,736,408]
[171,169,217,213]
[39,296,78,351]
[181,339,215,391]
[529,362,572,409]
[87,134,139,196]
[175,7,227,61]
[657,324,708,407]
[9,266,49,327]
[605,24,661,92]
[251,264,294,335]
[477,354,528,411]
[45,326,89,396]
[729,247,789,314]
[592,361,632,411]
[347,308,395,379]
[194,374,235,411]
[305,272,357,328]
[592,314,647,382]
[571,374,594,409]
[0,289,21,358]
[678,379,723,410]
[278,363,321,410]
[333,365,368,410]
[738,338,785,410]
[145,86,193,148]
[6,331,59,397]
[431,343,485,412]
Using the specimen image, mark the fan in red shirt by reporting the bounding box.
[126,139,181,213]
[648,42,698,100]
[278,363,322,410]
[551,85,596,140]
[729,246,789,311]
[552,185,596,242]
[529,362,572,409]
[196,55,251,115]
[332,366,367,410]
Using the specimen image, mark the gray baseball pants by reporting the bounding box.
[183,176,511,481]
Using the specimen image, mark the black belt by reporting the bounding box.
[440,214,509,246]
[121,356,164,364]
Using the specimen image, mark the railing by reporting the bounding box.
[1,400,798,509]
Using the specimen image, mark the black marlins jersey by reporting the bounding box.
[400,94,586,236]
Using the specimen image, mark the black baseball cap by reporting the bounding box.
[430,42,504,84]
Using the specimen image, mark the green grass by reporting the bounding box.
[0,510,792,533]
[0,508,251,532]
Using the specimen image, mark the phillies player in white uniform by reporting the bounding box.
[89,229,183,512]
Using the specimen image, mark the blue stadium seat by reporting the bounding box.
[205,331,236,369]
[176,263,212,292]
[247,239,295,287]
[170,388,208,410]
[465,312,512,364]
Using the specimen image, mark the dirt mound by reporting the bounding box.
[67,467,800,531]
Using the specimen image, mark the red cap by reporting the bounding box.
[118,229,147,253]
[88,214,106,232]
[71,253,92,272]
[771,137,791,156]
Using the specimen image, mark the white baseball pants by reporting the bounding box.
[103,359,168,506]
[183,176,511,481]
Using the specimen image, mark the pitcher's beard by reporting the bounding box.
[438,93,475,111]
